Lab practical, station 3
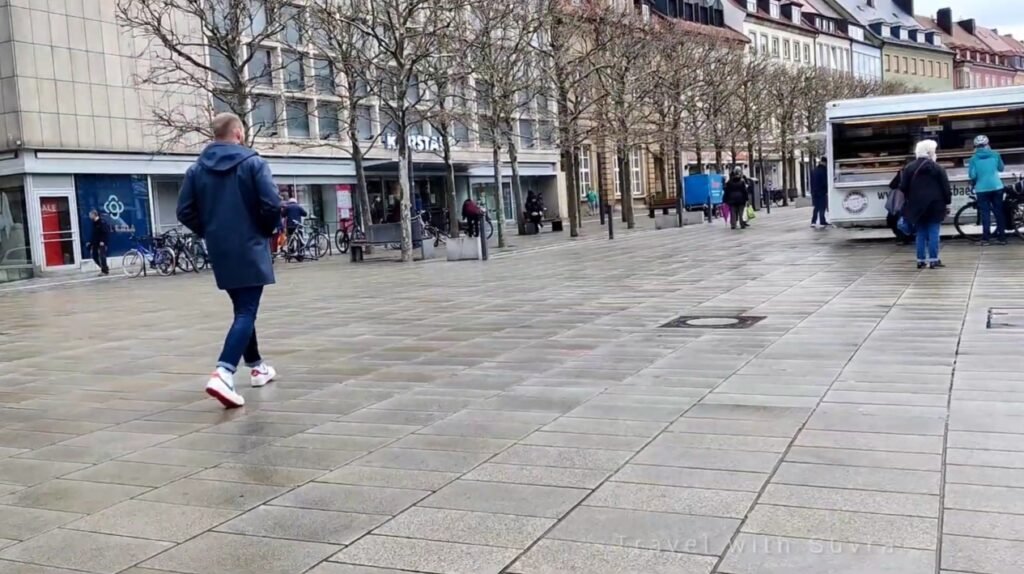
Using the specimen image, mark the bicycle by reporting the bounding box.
[161,229,206,273]
[335,219,365,254]
[122,235,175,278]
[283,223,328,262]
[954,177,1024,240]
[417,211,449,247]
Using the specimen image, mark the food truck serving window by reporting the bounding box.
[832,107,1024,183]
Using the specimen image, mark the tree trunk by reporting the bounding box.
[563,147,579,238]
[714,147,723,174]
[658,144,669,201]
[596,137,609,219]
[348,129,372,231]
[443,139,459,237]
[673,136,684,199]
[747,141,756,208]
[398,137,413,262]
[492,142,507,248]
[508,141,527,235]
[694,141,704,173]
[618,142,634,229]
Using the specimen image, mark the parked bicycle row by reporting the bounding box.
[121,228,209,278]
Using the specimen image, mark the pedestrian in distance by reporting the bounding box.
[968,134,1007,246]
[810,156,830,229]
[85,209,109,276]
[723,167,750,230]
[283,197,307,244]
[899,139,951,270]
[177,113,281,408]
[462,196,486,238]
[586,188,598,216]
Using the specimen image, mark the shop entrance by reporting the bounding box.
[38,193,79,270]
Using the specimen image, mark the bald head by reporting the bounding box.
[212,112,244,144]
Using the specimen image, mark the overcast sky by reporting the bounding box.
[915,0,1024,40]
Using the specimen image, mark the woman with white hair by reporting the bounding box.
[899,139,952,269]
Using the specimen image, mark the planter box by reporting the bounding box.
[446,236,483,261]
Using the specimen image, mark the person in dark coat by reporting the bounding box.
[85,210,109,275]
[809,156,829,228]
[177,113,281,408]
[899,139,951,269]
[723,168,749,230]
[462,197,485,237]
[282,197,307,239]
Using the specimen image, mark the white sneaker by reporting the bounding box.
[205,369,245,408]
[250,364,276,388]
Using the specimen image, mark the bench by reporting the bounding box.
[648,196,681,217]
[350,220,434,261]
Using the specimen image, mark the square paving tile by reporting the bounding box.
[62,461,198,487]
[351,447,490,473]
[421,479,589,518]
[317,466,459,490]
[548,506,739,555]
[141,532,337,574]
[216,506,387,545]
[718,533,935,574]
[0,480,147,514]
[508,539,717,574]
[270,482,429,515]
[138,478,287,511]
[374,507,553,548]
[66,500,239,542]
[0,460,88,486]
[0,528,172,574]
[331,535,520,574]
[586,482,756,518]
[0,506,82,540]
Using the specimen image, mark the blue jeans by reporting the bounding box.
[216,286,263,373]
[976,191,1005,241]
[915,222,941,263]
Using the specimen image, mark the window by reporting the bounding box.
[792,7,800,23]
[286,100,310,138]
[478,118,495,148]
[248,48,273,87]
[355,105,373,140]
[208,46,236,85]
[929,60,934,77]
[251,97,277,136]
[772,37,780,57]
[613,154,621,198]
[212,92,231,114]
[769,0,780,18]
[453,120,470,146]
[578,145,592,197]
[749,32,758,52]
[313,58,334,93]
[538,120,555,148]
[746,0,756,11]
[911,58,917,75]
[316,103,339,139]
[794,43,801,63]
[902,57,908,73]
[831,47,838,69]
[536,93,550,116]
[630,148,644,197]
[944,63,949,78]
[249,0,267,36]
[518,120,535,149]
[885,54,891,71]
[760,34,769,53]
[784,40,791,60]
[803,44,810,63]
[282,5,303,46]
[406,74,419,104]
[283,52,304,90]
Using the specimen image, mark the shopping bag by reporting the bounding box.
[897,216,916,236]
[745,204,756,221]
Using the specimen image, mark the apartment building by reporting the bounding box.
[918,9,1016,90]
[998,34,1024,85]
[801,0,881,80]
[0,1,564,283]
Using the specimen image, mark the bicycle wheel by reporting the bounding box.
[155,247,176,276]
[1007,204,1024,238]
[954,202,981,239]
[484,219,494,239]
[122,249,144,278]
[190,244,209,271]
[176,249,194,273]
[314,233,330,259]
[335,230,349,253]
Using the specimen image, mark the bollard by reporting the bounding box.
[606,203,614,240]
[479,222,488,261]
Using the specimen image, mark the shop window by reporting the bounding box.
[75,175,152,258]
[0,180,31,267]
[317,103,339,139]
[152,177,184,234]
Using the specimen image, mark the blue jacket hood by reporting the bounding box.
[973,147,998,161]
[198,142,259,172]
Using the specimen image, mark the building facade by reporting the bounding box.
[918,9,1016,90]
[0,2,565,282]
[802,0,882,80]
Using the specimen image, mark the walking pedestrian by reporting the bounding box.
[177,113,281,408]
[968,135,1006,246]
[900,139,951,270]
[810,156,829,229]
[85,210,109,276]
[586,188,598,216]
[723,167,749,230]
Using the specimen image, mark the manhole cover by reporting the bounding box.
[987,308,1024,329]
[660,315,765,329]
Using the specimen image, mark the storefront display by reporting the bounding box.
[0,181,31,269]
[75,175,152,258]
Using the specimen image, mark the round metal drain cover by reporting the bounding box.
[684,317,741,327]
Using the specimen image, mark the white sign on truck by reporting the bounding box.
[825,86,1024,228]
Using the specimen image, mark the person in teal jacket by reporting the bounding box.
[968,135,1006,245]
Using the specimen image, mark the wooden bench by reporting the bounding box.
[525,218,563,234]
[648,196,681,217]
[350,220,434,261]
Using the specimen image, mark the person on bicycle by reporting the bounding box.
[968,135,1006,246]
[86,210,110,275]
[283,197,307,242]
[462,197,485,237]
[177,112,280,408]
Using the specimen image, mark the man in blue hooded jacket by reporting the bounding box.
[177,113,281,408]
[968,134,1006,245]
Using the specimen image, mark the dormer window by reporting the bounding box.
[746,0,756,11]
[792,7,801,23]
[770,0,780,18]
[880,23,890,37]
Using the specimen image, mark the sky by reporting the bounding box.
[914,0,1024,41]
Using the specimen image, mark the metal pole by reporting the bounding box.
[479,218,489,261]
[607,203,614,240]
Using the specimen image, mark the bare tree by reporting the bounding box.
[340,0,460,261]
[593,5,659,229]
[466,1,547,243]
[117,0,298,148]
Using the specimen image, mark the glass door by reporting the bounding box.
[38,195,79,269]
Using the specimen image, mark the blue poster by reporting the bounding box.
[76,175,151,257]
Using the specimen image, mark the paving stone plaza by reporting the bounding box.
[1,208,1023,574]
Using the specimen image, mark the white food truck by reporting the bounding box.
[826,85,1024,228]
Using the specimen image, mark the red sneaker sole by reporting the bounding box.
[206,387,243,409]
